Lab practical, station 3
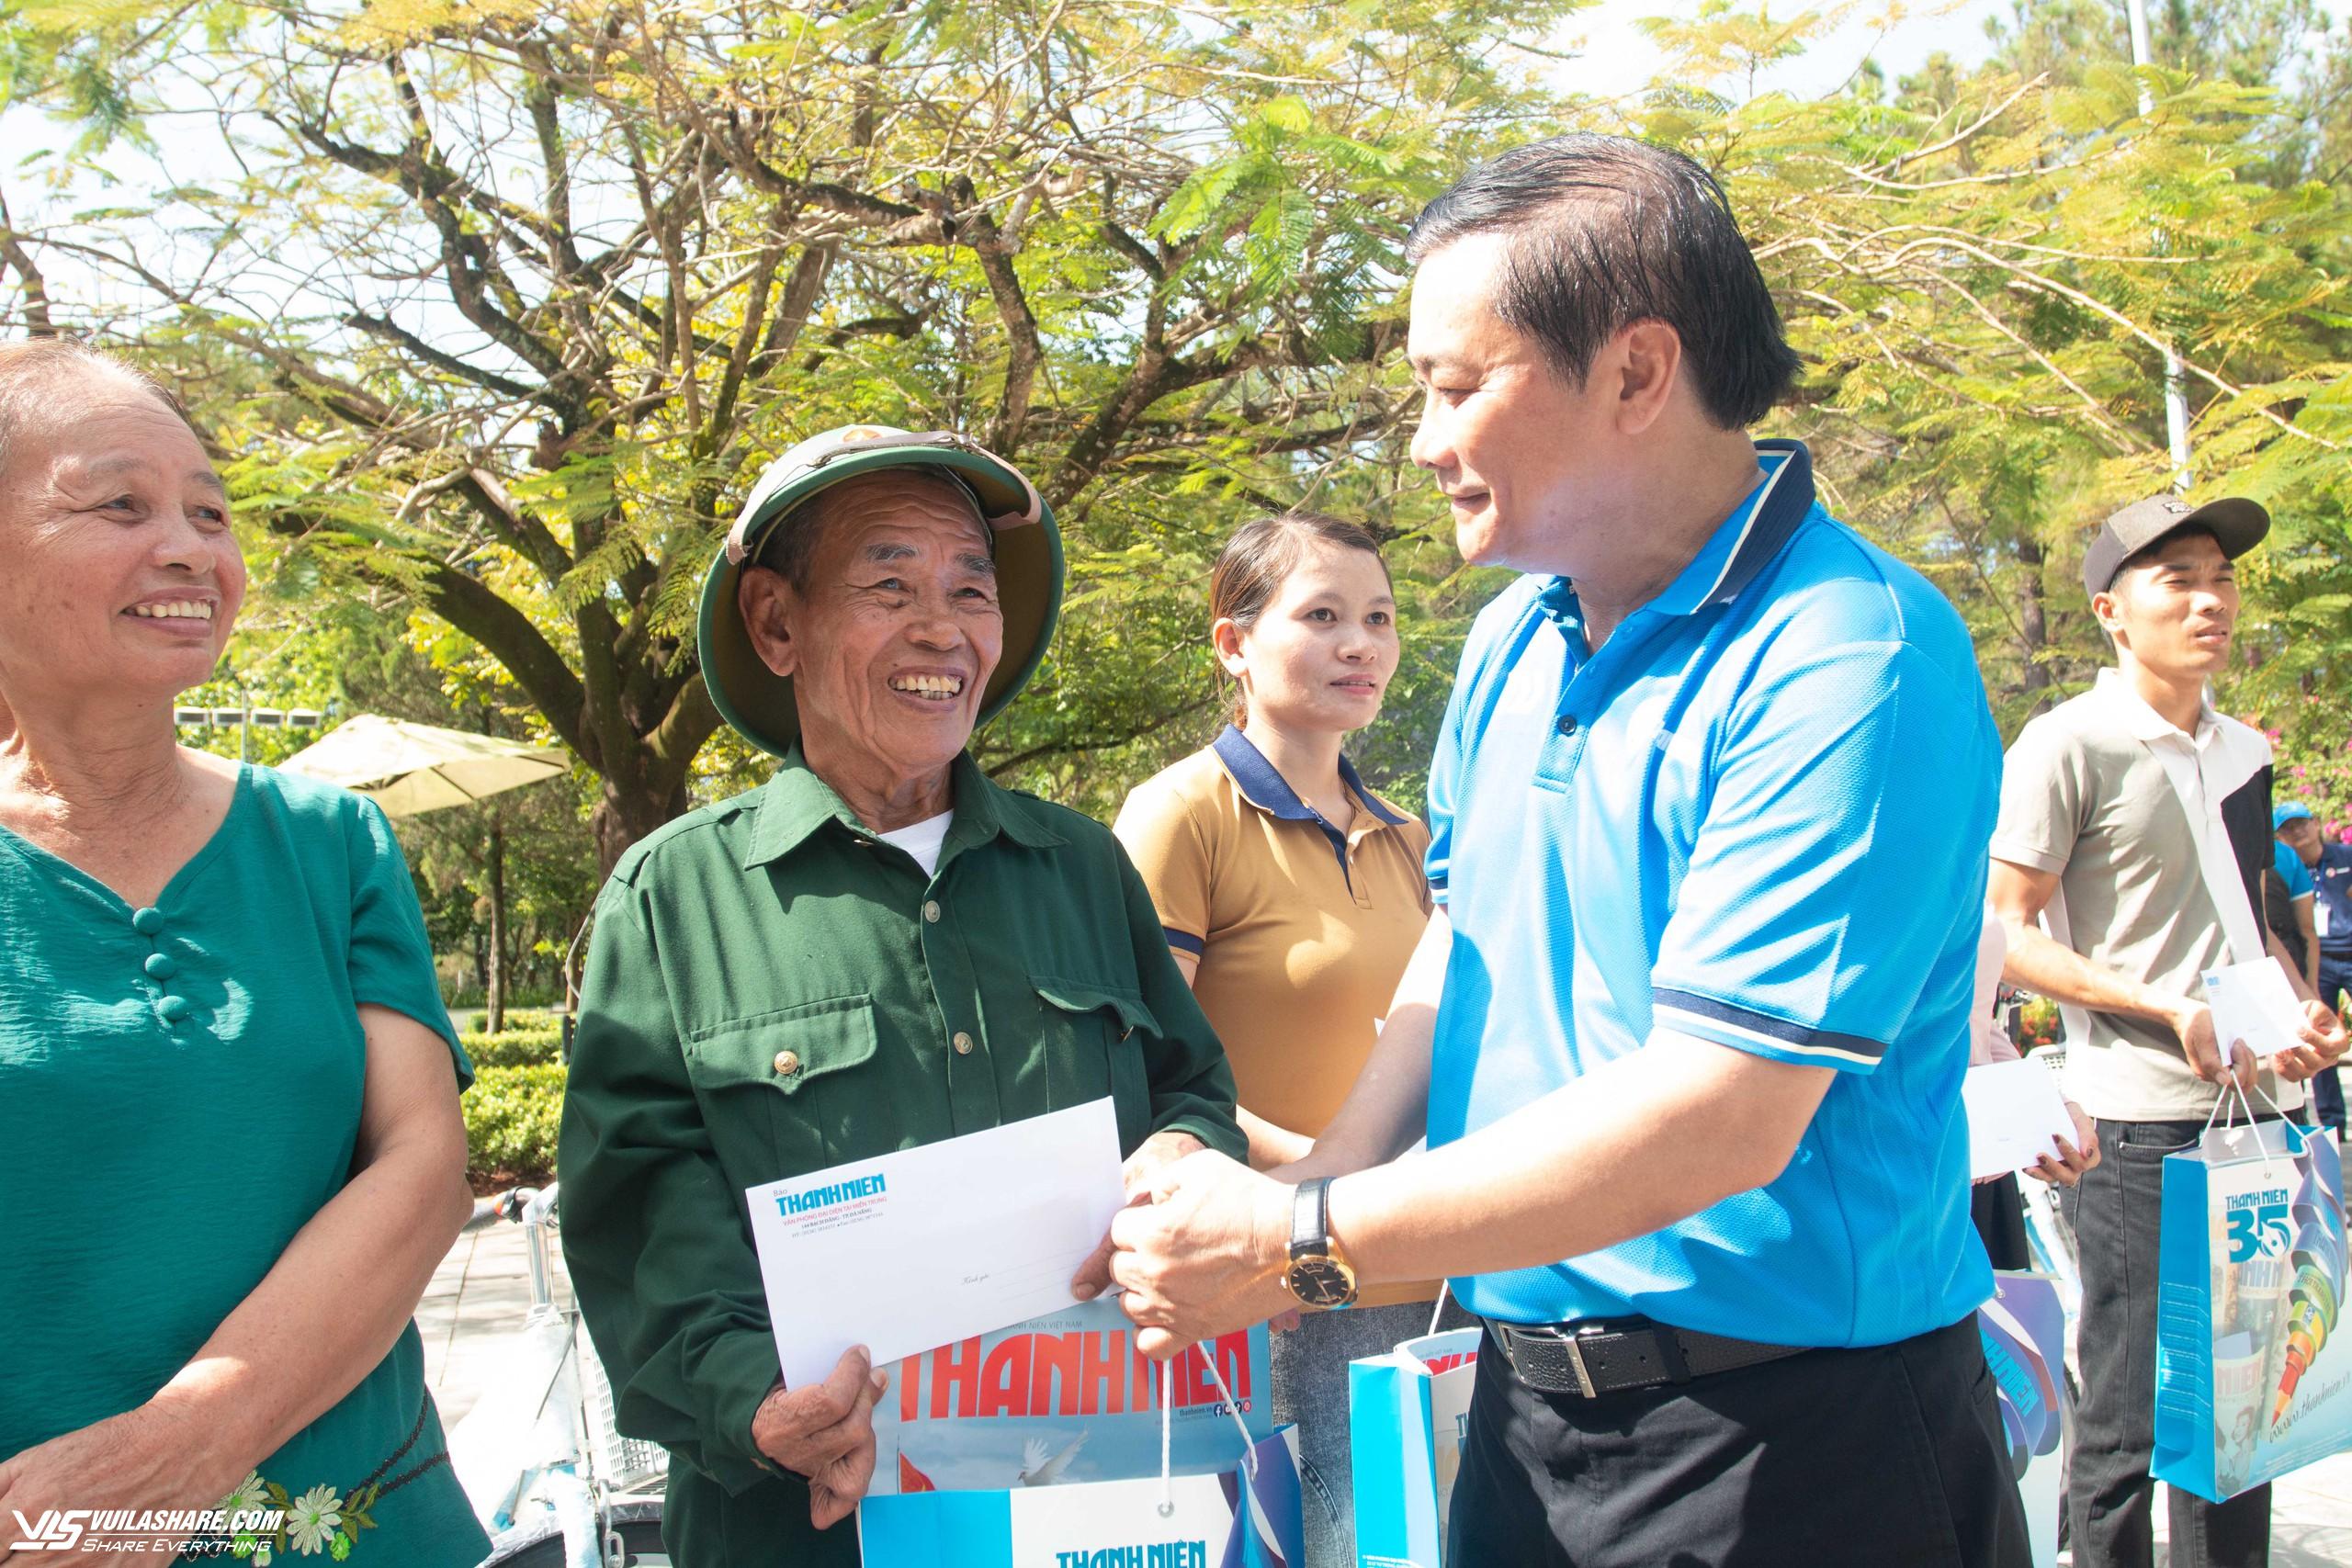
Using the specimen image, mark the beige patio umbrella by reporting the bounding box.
[281,716,572,1033]
[279,714,570,818]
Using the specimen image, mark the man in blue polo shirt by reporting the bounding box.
[1089,134,2026,1565]
[2281,802,2352,1133]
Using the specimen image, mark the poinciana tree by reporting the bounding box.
[0,0,1573,865]
[8,0,2352,849]
[1610,4,2352,733]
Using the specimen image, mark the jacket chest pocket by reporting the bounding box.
[1031,974,1158,1155]
[683,994,879,1185]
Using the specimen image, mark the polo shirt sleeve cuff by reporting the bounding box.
[1650,989,1889,1074]
[1987,837,2067,874]
[1162,928,1206,957]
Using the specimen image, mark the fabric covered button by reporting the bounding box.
[952,1032,975,1055]
[156,996,193,1024]
[773,1050,801,1077]
[143,953,177,981]
[131,907,166,936]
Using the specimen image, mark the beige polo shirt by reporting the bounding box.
[1992,670,2299,1120]
[1115,728,1436,1304]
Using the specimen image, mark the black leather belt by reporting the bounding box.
[1484,1315,1808,1397]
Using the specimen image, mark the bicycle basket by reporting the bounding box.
[573,1314,671,1490]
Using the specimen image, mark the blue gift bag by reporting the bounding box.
[862,1333,1302,1568]
[2153,1112,2348,1503]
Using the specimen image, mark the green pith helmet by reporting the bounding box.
[697,425,1065,759]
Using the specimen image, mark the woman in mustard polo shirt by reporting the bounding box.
[1114,512,1460,1568]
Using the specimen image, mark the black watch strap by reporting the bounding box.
[1291,1177,1331,1260]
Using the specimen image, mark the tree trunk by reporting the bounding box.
[2018,534,2052,715]
[591,767,692,878]
[485,818,509,1035]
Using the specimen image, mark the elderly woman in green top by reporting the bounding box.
[0,341,485,1567]
[559,425,1245,1568]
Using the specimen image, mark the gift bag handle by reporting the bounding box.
[2198,1074,2296,1177]
[1157,1337,1269,1520]
[2199,1074,2257,1140]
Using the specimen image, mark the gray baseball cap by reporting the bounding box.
[2082,493,2269,599]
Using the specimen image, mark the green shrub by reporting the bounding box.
[464,1063,567,1181]
[467,1024,564,1069]
[470,1007,558,1032]
[445,982,562,1010]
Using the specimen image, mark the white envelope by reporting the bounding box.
[2201,957,2309,1063]
[1962,1057,2077,1182]
[748,1098,1125,1393]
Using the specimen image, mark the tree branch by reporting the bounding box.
[452,469,575,586]
[980,691,1216,778]
[946,175,1044,453]
[0,186,55,335]
[344,310,547,404]
[646,673,722,776]
[272,510,588,755]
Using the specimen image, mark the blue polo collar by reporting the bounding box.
[1213,725,1407,828]
[1537,440,1815,631]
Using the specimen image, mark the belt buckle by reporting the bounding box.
[1561,1330,1599,1398]
[1523,1322,1603,1398]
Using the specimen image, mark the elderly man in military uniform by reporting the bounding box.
[560,426,1245,1567]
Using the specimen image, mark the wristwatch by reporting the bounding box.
[1283,1178,1360,1309]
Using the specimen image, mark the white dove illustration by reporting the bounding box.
[1016,1430,1089,1486]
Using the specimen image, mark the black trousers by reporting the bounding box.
[2314,961,2350,1134]
[2061,1117,2271,1568]
[1971,1172,2034,1272]
[1443,1314,2030,1567]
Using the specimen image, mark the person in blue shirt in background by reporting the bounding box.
[2278,802,2348,1134]
[1085,133,2029,1567]
[2272,804,2319,992]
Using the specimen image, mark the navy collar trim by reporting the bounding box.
[1212,725,1407,828]
[1535,439,1817,628]
[1694,438,1815,609]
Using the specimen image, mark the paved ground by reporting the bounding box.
[419,1213,573,1429]
[421,1224,2352,1562]
[2246,1455,2352,1567]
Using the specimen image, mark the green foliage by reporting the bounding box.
[465,1023,564,1071]
[462,1064,567,1182]
[6,0,2351,871]
[0,0,1579,865]
[469,1007,557,1032]
[1586,2,2352,742]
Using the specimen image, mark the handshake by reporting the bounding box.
[1070,1129,1324,1358]
[751,1126,1317,1529]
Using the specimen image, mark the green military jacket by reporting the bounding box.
[558,750,1244,1567]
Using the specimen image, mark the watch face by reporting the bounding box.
[1285,1255,1356,1308]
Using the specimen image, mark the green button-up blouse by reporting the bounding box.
[558,750,1243,1567]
